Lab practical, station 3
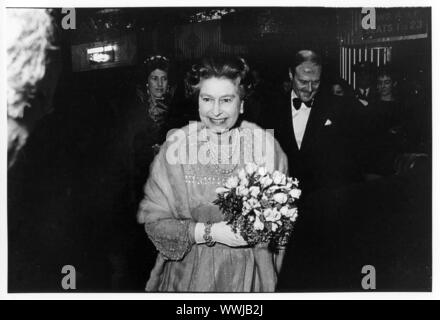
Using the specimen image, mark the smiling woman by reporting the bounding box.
[198,77,243,134]
[137,56,289,292]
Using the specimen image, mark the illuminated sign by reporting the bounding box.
[71,34,137,72]
[87,44,117,64]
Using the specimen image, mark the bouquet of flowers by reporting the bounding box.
[213,163,301,246]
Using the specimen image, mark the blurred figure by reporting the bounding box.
[377,66,397,101]
[127,55,174,193]
[353,62,376,107]
[373,66,406,139]
[360,65,409,177]
[330,77,353,98]
[241,60,268,126]
[166,63,201,131]
[7,9,60,168]
[111,55,177,290]
[331,82,345,97]
[402,68,430,153]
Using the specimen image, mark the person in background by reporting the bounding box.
[401,68,430,153]
[108,55,176,290]
[374,65,407,134]
[360,65,409,177]
[126,55,174,201]
[353,62,376,107]
[240,59,267,126]
[166,63,201,130]
[329,77,354,98]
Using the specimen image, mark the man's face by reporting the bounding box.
[358,71,372,89]
[291,62,321,103]
[377,75,394,99]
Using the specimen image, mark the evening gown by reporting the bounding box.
[137,121,288,292]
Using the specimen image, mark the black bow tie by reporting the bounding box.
[292,98,313,110]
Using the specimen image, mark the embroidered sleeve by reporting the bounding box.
[137,141,195,261]
[144,219,196,261]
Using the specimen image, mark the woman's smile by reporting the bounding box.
[209,117,228,125]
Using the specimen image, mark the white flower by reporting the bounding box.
[257,166,267,176]
[271,223,279,232]
[244,198,260,210]
[283,207,298,220]
[245,162,258,175]
[249,215,255,222]
[273,193,288,204]
[260,176,273,188]
[239,177,249,187]
[280,206,289,216]
[238,169,247,180]
[272,171,286,185]
[215,187,230,194]
[225,176,239,189]
[290,212,298,222]
[263,208,281,222]
[253,217,265,230]
[236,186,249,197]
[249,186,260,198]
[289,188,302,199]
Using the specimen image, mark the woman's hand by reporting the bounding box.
[211,221,248,247]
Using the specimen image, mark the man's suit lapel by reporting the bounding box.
[283,95,299,154]
[300,95,326,152]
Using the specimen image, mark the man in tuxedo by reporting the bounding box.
[353,62,376,107]
[268,50,430,291]
[262,50,369,291]
[266,50,363,195]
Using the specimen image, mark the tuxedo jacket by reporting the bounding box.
[262,91,363,195]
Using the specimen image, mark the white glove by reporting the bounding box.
[194,221,247,247]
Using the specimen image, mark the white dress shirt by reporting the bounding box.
[291,90,312,149]
[358,88,370,106]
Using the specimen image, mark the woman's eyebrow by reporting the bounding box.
[199,93,214,98]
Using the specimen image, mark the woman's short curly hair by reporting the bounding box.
[191,56,250,99]
[7,9,56,119]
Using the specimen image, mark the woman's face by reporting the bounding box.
[331,84,345,97]
[198,77,243,134]
[377,75,394,99]
[148,69,168,99]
